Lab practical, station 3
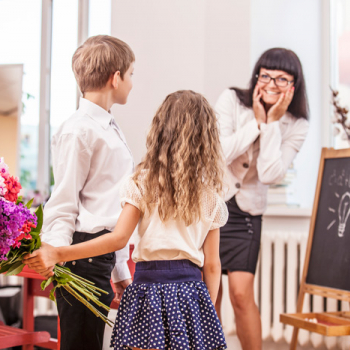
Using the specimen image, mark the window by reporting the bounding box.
[50,0,79,133]
[0,0,42,191]
[331,0,350,149]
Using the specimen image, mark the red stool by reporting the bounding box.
[0,320,50,349]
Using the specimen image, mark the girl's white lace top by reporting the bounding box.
[120,174,228,267]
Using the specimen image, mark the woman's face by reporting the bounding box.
[256,68,294,106]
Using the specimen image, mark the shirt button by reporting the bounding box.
[88,258,93,263]
[235,183,241,189]
[72,261,76,265]
[243,163,249,168]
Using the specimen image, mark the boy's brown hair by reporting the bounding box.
[72,35,135,94]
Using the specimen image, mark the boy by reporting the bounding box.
[38,35,135,350]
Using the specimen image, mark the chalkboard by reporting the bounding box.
[284,149,350,350]
[306,155,350,291]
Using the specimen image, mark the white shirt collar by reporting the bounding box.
[78,97,113,130]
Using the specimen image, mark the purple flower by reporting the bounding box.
[0,198,36,260]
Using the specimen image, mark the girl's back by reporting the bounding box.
[122,170,228,267]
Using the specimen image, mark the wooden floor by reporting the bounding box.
[226,335,327,350]
[104,309,329,350]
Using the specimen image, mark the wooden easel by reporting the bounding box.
[280,148,350,349]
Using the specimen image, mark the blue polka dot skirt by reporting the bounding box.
[110,260,227,350]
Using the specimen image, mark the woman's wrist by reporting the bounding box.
[267,114,280,124]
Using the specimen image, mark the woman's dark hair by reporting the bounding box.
[231,48,309,120]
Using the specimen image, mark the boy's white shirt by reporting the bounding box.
[215,89,309,215]
[41,97,134,282]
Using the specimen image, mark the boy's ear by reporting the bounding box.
[111,71,121,89]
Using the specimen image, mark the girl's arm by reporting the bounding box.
[23,203,140,273]
[202,228,222,304]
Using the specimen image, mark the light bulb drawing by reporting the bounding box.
[338,192,350,237]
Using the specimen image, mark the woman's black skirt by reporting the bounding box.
[220,196,262,275]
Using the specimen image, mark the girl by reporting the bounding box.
[24,90,229,350]
[215,48,309,350]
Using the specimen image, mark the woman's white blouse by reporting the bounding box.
[215,89,309,215]
[120,175,228,267]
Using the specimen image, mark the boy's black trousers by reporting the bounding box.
[56,230,116,350]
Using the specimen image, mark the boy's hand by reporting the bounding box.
[37,266,55,279]
[23,242,59,274]
[113,278,132,305]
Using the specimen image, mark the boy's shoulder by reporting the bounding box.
[52,109,99,141]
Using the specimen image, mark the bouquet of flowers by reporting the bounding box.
[0,158,113,326]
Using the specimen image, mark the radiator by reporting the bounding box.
[220,230,350,349]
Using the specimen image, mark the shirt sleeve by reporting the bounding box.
[215,89,261,165]
[41,132,91,247]
[257,118,309,185]
[120,175,143,210]
[210,195,229,230]
[111,244,131,283]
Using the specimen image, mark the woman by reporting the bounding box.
[215,48,309,350]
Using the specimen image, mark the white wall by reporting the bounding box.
[111,0,326,209]
[251,0,324,208]
[111,0,251,164]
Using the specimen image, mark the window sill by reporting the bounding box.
[265,205,312,217]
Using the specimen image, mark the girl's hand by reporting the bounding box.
[252,85,267,129]
[23,242,60,273]
[267,87,294,123]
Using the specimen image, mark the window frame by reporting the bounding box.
[36,0,89,195]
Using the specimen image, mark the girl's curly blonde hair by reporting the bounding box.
[133,90,224,226]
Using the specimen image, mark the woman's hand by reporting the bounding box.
[252,85,267,129]
[23,242,60,276]
[267,87,294,123]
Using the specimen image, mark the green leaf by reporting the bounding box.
[54,274,74,285]
[34,237,41,250]
[0,263,11,274]
[16,196,23,205]
[41,280,47,290]
[28,241,35,253]
[6,263,25,276]
[32,205,43,233]
[41,276,54,291]
[25,198,34,209]
[49,287,57,302]
[5,261,22,273]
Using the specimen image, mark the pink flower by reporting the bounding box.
[12,230,33,249]
[0,176,7,196]
[0,158,9,178]
[4,176,22,203]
